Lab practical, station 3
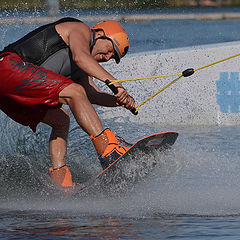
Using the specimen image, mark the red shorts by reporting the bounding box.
[0,52,74,131]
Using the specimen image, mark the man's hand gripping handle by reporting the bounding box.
[105,80,138,115]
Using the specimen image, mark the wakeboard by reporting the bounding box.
[74,131,178,194]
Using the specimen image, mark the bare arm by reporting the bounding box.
[80,76,118,107]
[68,23,117,82]
[57,21,135,109]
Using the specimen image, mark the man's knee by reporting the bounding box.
[59,83,88,105]
[42,107,70,130]
[56,108,70,129]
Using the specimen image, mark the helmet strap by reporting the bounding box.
[90,29,96,53]
[90,29,112,53]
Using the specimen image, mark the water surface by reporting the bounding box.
[0,8,240,240]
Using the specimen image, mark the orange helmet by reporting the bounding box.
[91,20,129,64]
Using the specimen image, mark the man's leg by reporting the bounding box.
[41,107,75,187]
[59,83,130,169]
[42,107,69,169]
[59,83,104,136]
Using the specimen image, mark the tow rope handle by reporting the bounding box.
[105,80,138,115]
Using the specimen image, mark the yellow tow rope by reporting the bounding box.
[108,52,240,114]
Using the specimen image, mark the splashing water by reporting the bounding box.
[0,110,240,218]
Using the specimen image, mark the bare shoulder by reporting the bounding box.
[56,20,91,44]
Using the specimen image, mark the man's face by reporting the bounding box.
[91,31,116,62]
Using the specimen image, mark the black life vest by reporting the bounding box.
[2,17,82,66]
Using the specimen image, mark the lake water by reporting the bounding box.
[1,7,240,240]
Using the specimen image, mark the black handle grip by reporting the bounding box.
[105,80,118,94]
[130,108,138,115]
[105,80,138,115]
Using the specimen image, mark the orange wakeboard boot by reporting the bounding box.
[49,165,76,188]
[91,128,131,169]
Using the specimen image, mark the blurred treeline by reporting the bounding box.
[0,0,240,10]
